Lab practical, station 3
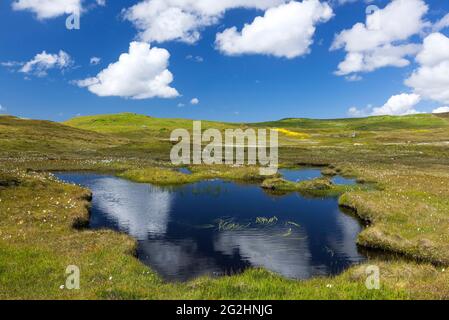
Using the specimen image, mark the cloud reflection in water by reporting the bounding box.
[55,173,366,282]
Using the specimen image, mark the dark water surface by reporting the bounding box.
[279,168,357,186]
[177,167,192,175]
[55,172,366,282]
[279,168,322,182]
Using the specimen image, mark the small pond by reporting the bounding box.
[55,172,366,282]
[177,167,192,175]
[279,168,357,186]
[279,168,322,182]
[331,176,357,186]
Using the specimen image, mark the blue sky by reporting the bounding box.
[0,0,448,122]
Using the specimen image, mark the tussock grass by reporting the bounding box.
[119,165,267,186]
[338,163,449,265]
[261,176,367,198]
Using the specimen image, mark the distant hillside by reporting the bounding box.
[435,112,449,119]
[252,114,449,131]
[65,112,449,137]
[0,115,127,158]
[2,112,449,161]
[64,113,239,140]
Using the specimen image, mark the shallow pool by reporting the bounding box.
[280,168,357,186]
[56,172,366,282]
[279,168,322,182]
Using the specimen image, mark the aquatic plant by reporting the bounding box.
[216,219,250,231]
[255,216,278,226]
[286,221,301,228]
[282,228,293,237]
[195,224,215,229]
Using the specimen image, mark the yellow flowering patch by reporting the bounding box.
[275,128,311,139]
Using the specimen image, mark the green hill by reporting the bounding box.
[64,112,239,140]
[2,112,449,163]
[65,113,194,134]
[0,115,127,158]
[254,113,449,131]
[66,112,449,132]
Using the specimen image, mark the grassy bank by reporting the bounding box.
[338,163,449,265]
[119,165,267,186]
[261,176,370,197]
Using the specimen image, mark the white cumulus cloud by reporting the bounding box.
[432,106,449,114]
[12,0,82,19]
[331,0,428,76]
[215,0,333,58]
[20,50,73,77]
[405,33,449,104]
[76,42,179,100]
[433,13,449,32]
[190,98,200,105]
[123,0,286,44]
[348,93,422,117]
[90,57,101,65]
[372,93,421,116]
[348,104,377,117]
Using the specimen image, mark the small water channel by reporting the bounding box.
[279,168,357,185]
[56,170,366,282]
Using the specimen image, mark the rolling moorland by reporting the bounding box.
[1,112,449,299]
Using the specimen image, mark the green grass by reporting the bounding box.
[64,112,241,142]
[338,163,449,265]
[0,115,128,158]
[1,112,449,299]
